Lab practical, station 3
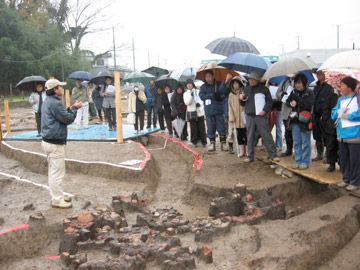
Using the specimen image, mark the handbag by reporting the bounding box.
[299,111,311,124]
[187,110,198,121]
[127,113,135,124]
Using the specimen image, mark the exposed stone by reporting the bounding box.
[59,232,79,255]
[23,203,35,211]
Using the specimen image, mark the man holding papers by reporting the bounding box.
[240,71,279,163]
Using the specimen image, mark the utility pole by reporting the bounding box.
[132,38,135,72]
[113,27,116,69]
[157,56,160,67]
[296,36,301,50]
[148,50,150,67]
[60,48,65,81]
[336,24,340,49]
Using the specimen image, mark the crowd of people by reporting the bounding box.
[30,69,360,208]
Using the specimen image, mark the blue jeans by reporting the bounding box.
[292,123,311,166]
[206,114,226,140]
[276,111,283,150]
[146,105,158,128]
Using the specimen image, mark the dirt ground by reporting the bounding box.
[0,104,360,270]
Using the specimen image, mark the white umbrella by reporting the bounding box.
[172,117,185,138]
[319,50,360,70]
[262,57,318,80]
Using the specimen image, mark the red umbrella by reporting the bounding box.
[323,69,360,94]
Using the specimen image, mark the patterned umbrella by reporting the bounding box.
[323,69,360,94]
[195,62,238,82]
[205,36,260,56]
[219,52,271,75]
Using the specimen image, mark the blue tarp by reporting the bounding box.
[5,124,160,141]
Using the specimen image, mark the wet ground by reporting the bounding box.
[0,104,360,270]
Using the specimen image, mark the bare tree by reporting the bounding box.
[64,0,111,52]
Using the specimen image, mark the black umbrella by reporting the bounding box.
[155,74,178,90]
[89,70,114,85]
[142,66,169,78]
[205,36,260,56]
[68,71,93,81]
[15,75,46,91]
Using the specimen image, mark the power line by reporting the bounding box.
[0,50,61,63]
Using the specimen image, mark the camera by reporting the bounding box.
[289,111,298,119]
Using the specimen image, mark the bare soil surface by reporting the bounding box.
[0,106,360,270]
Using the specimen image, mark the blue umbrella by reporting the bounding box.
[269,71,315,86]
[169,67,198,83]
[68,71,93,81]
[205,36,260,57]
[219,52,271,75]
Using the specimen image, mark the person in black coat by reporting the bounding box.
[321,89,339,172]
[154,86,168,132]
[171,84,188,140]
[312,70,334,161]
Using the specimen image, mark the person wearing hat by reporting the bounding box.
[41,79,82,208]
[128,85,147,133]
[72,79,90,129]
[228,76,247,156]
[240,71,279,163]
[184,79,207,147]
[312,70,334,162]
[199,70,230,152]
[29,83,46,137]
[332,76,360,191]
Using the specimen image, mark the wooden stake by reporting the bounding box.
[21,91,24,100]
[65,90,71,108]
[114,71,123,143]
[4,100,11,132]
[0,106,3,141]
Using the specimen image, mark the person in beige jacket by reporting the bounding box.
[228,76,247,157]
[128,85,147,133]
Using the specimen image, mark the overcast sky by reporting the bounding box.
[79,0,360,71]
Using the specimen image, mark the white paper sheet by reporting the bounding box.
[205,99,211,106]
[281,85,294,103]
[340,97,360,128]
[269,86,279,100]
[106,85,115,93]
[255,93,266,115]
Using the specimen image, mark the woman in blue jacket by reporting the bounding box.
[331,76,360,191]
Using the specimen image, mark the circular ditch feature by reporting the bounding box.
[0,137,359,270]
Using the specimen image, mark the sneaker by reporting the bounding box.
[221,143,229,151]
[346,185,359,191]
[64,196,72,202]
[337,182,349,188]
[208,143,216,152]
[244,158,254,163]
[134,130,139,134]
[51,200,72,209]
[292,163,299,169]
[298,164,309,170]
[270,157,280,162]
[202,143,207,147]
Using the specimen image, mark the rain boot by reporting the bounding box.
[312,144,324,161]
[208,140,216,152]
[220,135,228,151]
[228,142,234,154]
[281,140,293,157]
[238,145,245,158]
